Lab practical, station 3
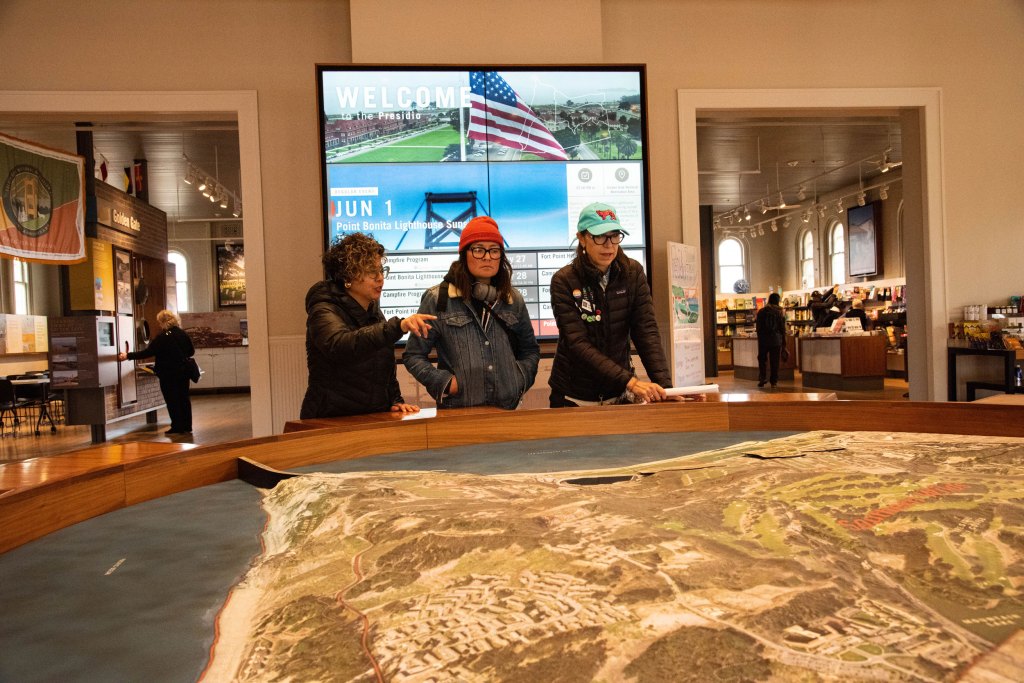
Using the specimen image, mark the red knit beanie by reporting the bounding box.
[459,216,503,252]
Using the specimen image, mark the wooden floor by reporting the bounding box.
[0,393,253,464]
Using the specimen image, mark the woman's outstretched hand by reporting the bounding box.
[391,403,420,414]
[401,313,437,337]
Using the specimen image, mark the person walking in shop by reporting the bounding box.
[404,216,540,409]
[755,292,787,389]
[118,309,196,435]
[844,298,869,330]
[548,202,673,406]
[300,232,435,419]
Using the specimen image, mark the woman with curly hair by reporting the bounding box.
[404,216,540,409]
[300,232,435,418]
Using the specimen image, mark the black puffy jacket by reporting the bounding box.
[549,251,671,402]
[299,280,405,419]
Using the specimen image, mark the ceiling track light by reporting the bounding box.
[713,148,899,229]
[183,154,243,218]
[782,216,791,229]
[879,185,889,200]
[857,191,867,207]
[801,210,811,223]
[758,225,765,236]
[769,220,777,233]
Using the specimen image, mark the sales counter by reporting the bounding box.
[799,333,887,391]
[730,336,797,382]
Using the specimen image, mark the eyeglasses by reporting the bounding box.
[588,232,624,246]
[363,265,390,279]
[469,246,502,259]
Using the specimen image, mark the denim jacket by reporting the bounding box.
[404,283,540,409]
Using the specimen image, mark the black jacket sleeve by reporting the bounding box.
[626,265,672,387]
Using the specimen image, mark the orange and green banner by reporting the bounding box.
[1,133,86,263]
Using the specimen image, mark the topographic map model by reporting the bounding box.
[205,431,1024,682]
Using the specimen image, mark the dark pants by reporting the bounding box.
[549,392,580,408]
[757,344,781,386]
[160,372,192,432]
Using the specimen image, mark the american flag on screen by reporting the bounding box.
[468,71,568,161]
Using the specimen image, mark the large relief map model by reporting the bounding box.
[204,431,1024,682]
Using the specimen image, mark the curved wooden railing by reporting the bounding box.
[1,399,1022,553]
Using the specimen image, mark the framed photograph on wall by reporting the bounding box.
[216,243,246,307]
[113,247,133,315]
[847,202,881,278]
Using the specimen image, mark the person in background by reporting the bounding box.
[549,202,673,406]
[118,309,195,435]
[845,298,869,330]
[300,232,434,419]
[822,301,845,330]
[404,216,540,409]
[755,292,787,389]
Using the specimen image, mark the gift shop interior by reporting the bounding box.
[700,116,1022,400]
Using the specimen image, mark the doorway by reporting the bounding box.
[0,90,272,434]
[678,88,945,401]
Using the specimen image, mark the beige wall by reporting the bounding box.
[2,0,1023,419]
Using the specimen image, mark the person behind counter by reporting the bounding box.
[118,309,195,435]
[755,292,787,389]
[300,232,435,419]
[844,298,870,330]
[548,202,673,406]
[404,216,540,409]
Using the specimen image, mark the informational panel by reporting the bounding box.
[0,314,49,354]
[667,241,704,388]
[117,315,137,406]
[47,315,118,388]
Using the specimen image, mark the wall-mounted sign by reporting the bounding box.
[96,197,142,234]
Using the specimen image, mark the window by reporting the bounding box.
[829,222,846,285]
[12,258,30,314]
[799,230,816,290]
[167,251,189,313]
[717,237,745,294]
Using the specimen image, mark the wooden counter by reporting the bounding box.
[731,336,797,382]
[799,334,887,390]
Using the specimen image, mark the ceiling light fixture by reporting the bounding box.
[758,225,765,236]
[182,152,243,218]
[817,204,826,219]
[801,210,811,223]
[770,220,777,233]
[834,198,843,213]
[796,185,806,201]
[879,185,889,200]
[744,207,752,221]
[782,216,791,229]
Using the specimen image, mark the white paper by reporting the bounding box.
[665,383,719,397]
[401,407,437,420]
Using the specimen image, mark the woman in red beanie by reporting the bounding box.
[404,216,540,409]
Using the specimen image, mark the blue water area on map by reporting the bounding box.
[293,431,798,476]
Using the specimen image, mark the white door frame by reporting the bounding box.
[678,88,946,401]
[0,90,272,434]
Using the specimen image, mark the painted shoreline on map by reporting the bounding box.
[205,431,1024,682]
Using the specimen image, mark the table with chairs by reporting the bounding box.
[0,372,61,437]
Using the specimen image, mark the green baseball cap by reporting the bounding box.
[577,202,630,236]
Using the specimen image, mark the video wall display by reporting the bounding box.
[317,65,651,337]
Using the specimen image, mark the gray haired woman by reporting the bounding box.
[119,309,195,435]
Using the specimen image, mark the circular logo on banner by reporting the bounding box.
[577,168,593,183]
[3,164,53,238]
[614,167,629,182]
